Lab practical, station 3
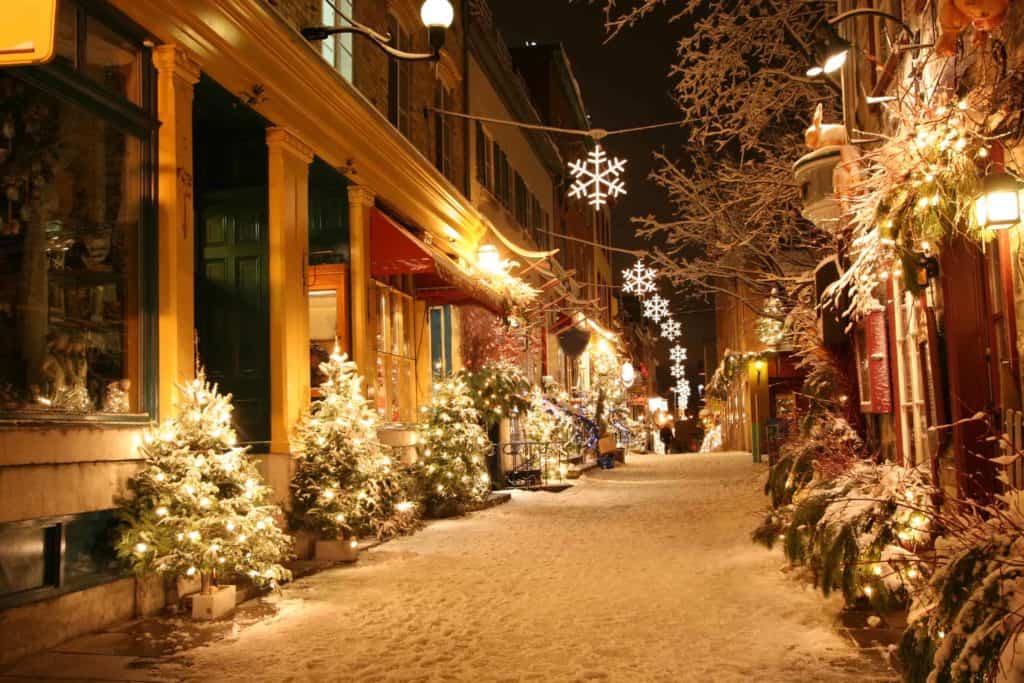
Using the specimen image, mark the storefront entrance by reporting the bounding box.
[193,76,270,449]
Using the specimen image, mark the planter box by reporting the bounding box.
[315,538,359,563]
[191,584,236,621]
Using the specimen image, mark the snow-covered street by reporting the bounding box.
[161,452,893,682]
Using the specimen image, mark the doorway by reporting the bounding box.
[193,76,270,449]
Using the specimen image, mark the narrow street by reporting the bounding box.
[147,453,892,682]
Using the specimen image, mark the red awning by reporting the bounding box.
[370,209,508,313]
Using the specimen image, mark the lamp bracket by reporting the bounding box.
[301,23,439,62]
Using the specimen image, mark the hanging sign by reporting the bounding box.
[0,1,58,67]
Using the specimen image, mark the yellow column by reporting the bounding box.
[414,299,432,407]
[152,45,200,419]
[347,185,375,383]
[266,128,314,454]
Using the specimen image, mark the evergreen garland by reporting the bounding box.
[899,495,1024,682]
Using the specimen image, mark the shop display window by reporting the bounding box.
[374,281,417,422]
[0,2,154,419]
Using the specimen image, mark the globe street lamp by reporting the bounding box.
[303,0,455,62]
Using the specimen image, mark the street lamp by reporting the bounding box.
[302,0,454,62]
[805,10,917,78]
[976,171,1022,230]
[476,244,502,274]
[420,0,456,52]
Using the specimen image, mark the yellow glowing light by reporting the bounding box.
[135,542,148,553]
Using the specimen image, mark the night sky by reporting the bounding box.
[486,0,717,400]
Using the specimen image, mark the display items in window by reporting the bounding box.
[0,73,142,416]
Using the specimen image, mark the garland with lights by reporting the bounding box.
[290,350,419,542]
[705,350,771,401]
[761,460,936,609]
[463,361,531,429]
[117,373,292,594]
[899,490,1024,683]
[756,290,786,348]
[825,86,1020,320]
[415,374,492,517]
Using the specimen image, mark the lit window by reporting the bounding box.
[321,0,354,83]
[0,0,154,418]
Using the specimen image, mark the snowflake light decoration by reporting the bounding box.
[661,318,682,341]
[669,363,686,379]
[669,345,688,363]
[621,259,657,297]
[568,144,627,209]
[642,294,669,322]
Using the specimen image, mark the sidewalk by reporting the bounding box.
[0,493,513,683]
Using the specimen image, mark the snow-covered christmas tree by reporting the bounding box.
[291,349,418,541]
[118,373,292,594]
[416,374,492,516]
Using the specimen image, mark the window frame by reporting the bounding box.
[0,509,127,610]
[0,0,159,425]
[387,14,412,137]
[373,279,417,424]
[321,0,355,83]
[475,122,492,191]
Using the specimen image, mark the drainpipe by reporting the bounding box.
[461,2,471,198]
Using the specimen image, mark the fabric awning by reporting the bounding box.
[370,209,508,314]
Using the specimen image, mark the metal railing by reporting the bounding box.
[501,441,568,488]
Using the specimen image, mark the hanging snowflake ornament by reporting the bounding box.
[661,318,682,342]
[670,363,686,379]
[568,144,627,209]
[669,345,688,363]
[642,294,669,322]
[676,382,691,405]
[621,259,657,297]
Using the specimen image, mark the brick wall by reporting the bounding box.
[264,0,468,195]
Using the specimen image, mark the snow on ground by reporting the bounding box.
[161,452,893,682]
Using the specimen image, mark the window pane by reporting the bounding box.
[0,73,142,415]
[84,16,141,105]
[0,525,48,596]
[308,289,338,341]
[63,510,121,589]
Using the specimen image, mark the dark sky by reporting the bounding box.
[486,0,718,397]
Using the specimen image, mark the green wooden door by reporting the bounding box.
[196,187,270,449]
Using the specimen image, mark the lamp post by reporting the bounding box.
[752,359,767,464]
[302,0,454,62]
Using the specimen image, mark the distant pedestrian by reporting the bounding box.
[659,423,674,454]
